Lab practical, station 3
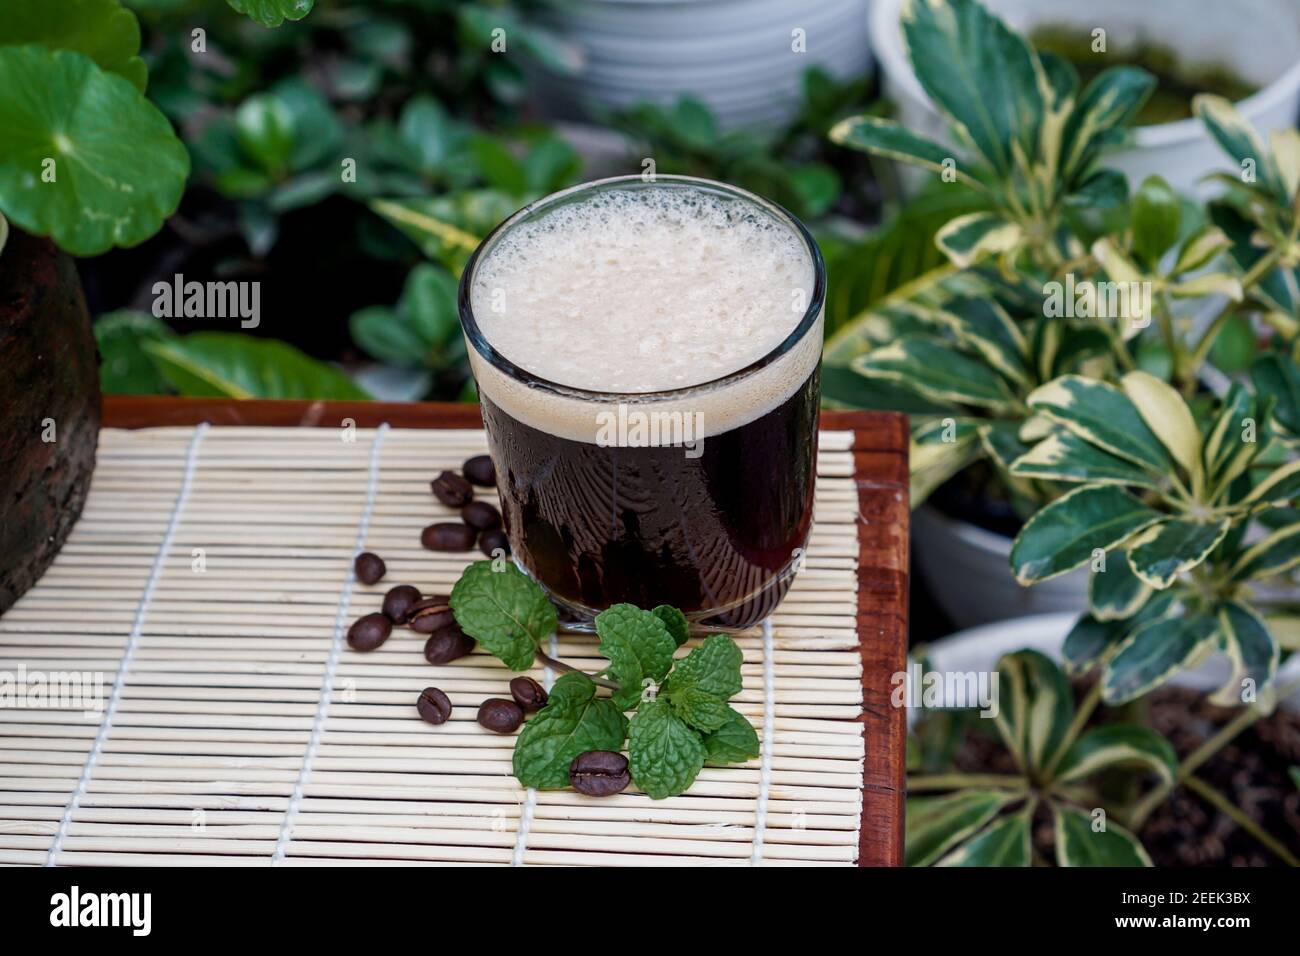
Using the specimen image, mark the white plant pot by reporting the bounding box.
[870,0,1300,195]
[912,504,1089,629]
[530,0,874,130]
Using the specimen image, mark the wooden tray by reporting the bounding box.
[0,398,908,866]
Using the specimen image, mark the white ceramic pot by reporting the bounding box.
[871,0,1300,195]
[912,504,1089,629]
[530,0,874,130]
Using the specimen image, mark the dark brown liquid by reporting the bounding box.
[479,369,819,629]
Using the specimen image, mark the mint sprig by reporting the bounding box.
[627,698,707,800]
[595,604,676,710]
[450,561,556,671]
[513,673,627,789]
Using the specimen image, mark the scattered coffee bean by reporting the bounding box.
[381,584,422,624]
[477,698,524,734]
[569,751,631,797]
[417,686,452,725]
[462,500,501,532]
[431,470,474,508]
[347,612,391,652]
[354,551,386,585]
[478,528,510,558]
[407,598,454,634]
[424,625,476,665]
[463,455,496,487]
[509,676,548,712]
[421,522,477,552]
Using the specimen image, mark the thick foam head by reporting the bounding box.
[466,180,822,442]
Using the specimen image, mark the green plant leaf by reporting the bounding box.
[142,333,370,400]
[226,0,314,29]
[1059,66,1155,178]
[1252,354,1300,438]
[348,305,428,369]
[234,94,295,176]
[1120,371,1202,479]
[470,133,527,196]
[401,262,460,348]
[0,0,147,91]
[1194,94,1285,201]
[978,420,1031,476]
[830,115,980,185]
[1053,805,1151,866]
[595,604,677,710]
[650,605,690,648]
[94,310,175,395]
[701,706,760,766]
[1026,375,1169,473]
[1103,614,1218,703]
[935,809,1031,866]
[1010,485,1164,584]
[1054,724,1177,787]
[935,212,1023,268]
[1241,459,1300,507]
[450,561,556,671]
[1064,591,1176,673]
[0,46,189,256]
[1209,601,1279,707]
[512,672,628,790]
[1203,382,1261,487]
[1088,550,1152,621]
[905,789,1018,867]
[662,634,744,702]
[1231,520,1300,581]
[667,688,731,733]
[627,698,706,800]
[1130,175,1181,267]
[1010,431,1161,489]
[935,298,1028,385]
[1126,518,1231,589]
[370,191,517,272]
[853,335,1014,409]
[993,649,1073,775]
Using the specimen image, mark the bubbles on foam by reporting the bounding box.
[469,184,814,394]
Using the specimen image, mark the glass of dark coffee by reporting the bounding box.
[458,175,824,631]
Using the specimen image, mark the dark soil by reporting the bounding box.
[951,685,1300,866]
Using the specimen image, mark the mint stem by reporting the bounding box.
[535,648,620,690]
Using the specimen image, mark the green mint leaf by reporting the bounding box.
[513,673,628,789]
[662,634,744,701]
[627,698,706,799]
[450,561,556,671]
[595,604,677,710]
[651,605,690,647]
[702,706,760,766]
[668,686,731,732]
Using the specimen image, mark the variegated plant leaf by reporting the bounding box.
[1026,376,1169,473]
[1171,224,1231,275]
[1063,591,1177,674]
[1242,458,1300,507]
[829,115,989,191]
[1058,66,1155,179]
[1194,94,1286,202]
[935,297,1029,385]
[1054,724,1176,787]
[905,789,1019,867]
[1053,804,1151,866]
[992,649,1073,776]
[978,420,1031,476]
[1208,601,1279,707]
[1120,371,1202,481]
[1089,239,1151,339]
[1252,354,1300,439]
[1010,431,1161,489]
[936,808,1031,866]
[1168,272,1243,300]
[1231,519,1300,581]
[936,212,1023,268]
[1270,127,1300,200]
[1203,382,1259,489]
[910,416,983,505]
[1010,485,1164,584]
[1125,517,1230,590]
[1102,613,1219,703]
[851,335,1014,408]
[1089,549,1152,620]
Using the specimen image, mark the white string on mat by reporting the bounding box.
[45,422,210,867]
[750,616,776,865]
[272,423,389,864]
[511,631,557,867]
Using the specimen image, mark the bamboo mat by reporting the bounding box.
[0,424,866,866]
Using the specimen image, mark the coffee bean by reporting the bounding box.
[381,585,422,624]
[424,625,476,664]
[478,528,510,558]
[354,552,386,585]
[407,598,454,634]
[463,455,496,487]
[417,686,452,725]
[569,751,630,797]
[431,470,473,508]
[421,522,477,552]
[477,698,524,734]
[347,612,391,652]
[462,500,501,532]
[509,676,548,712]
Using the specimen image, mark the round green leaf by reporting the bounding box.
[1130,175,1181,267]
[141,333,371,400]
[235,94,295,177]
[0,46,189,256]
[94,309,175,395]
[226,0,314,29]
[0,0,147,91]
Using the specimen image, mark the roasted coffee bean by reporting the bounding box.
[462,500,501,532]
[477,698,524,734]
[463,455,496,487]
[431,470,474,508]
[509,676,548,712]
[381,584,422,624]
[347,612,391,652]
[569,750,631,797]
[416,686,452,725]
[407,598,454,634]
[421,522,477,552]
[478,528,510,558]
[354,551,386,585]
[424,626,476,665]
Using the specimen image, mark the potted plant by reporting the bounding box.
[827,0,1299,865]
[870,0,1300,195]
